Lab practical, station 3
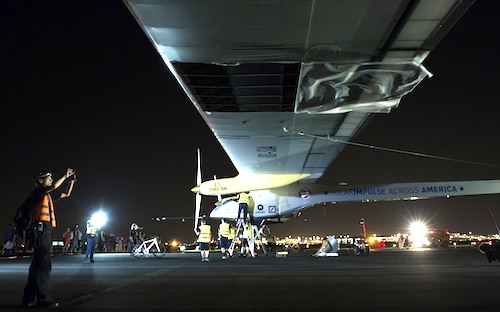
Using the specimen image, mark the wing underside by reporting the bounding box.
[124,0,474,183]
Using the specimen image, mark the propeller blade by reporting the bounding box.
[197,148,202,186]
[194,148,202,230]
[195,193,201,231]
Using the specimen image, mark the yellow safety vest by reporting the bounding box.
[86,222,97,236]
[228,227,235,240]
[32,194,56,228]
[219,222,230,237]
[238,192,250,205]
[198,224,211,243]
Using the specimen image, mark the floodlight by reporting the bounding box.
[90,211,108,229]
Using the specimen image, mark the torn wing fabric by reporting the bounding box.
[296,62,432,114]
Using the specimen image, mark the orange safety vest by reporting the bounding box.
[32,194,56,228]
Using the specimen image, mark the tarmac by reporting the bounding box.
[1,246,499,311]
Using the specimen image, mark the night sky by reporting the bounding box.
[2,1,500,243]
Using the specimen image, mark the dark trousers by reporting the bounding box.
[238,203,248,220]
[85,235,96,260]
[23,222,52,304]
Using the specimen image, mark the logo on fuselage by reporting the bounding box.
[299,189,310,199]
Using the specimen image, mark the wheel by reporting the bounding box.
[152,245,166,257]
[133,250,145,258]
[133,246,147,258]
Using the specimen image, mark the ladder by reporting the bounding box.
[228,219,267,257]
[228,218,247,256]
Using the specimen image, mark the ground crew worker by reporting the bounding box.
[84,219,98,263]
[237,192,250,221]
[218,219,230,260]
[22,168,76,308]
[195,218,211,262]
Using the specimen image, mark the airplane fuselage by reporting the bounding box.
[210,180,500,223]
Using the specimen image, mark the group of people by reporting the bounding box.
[196,219,261,262]
[61,225,83,254]
[61,224,127,255]
[194,192,263,262]
[15,169,264,307]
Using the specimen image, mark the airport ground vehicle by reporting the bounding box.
[427,229,450,247]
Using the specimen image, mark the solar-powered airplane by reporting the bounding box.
[124,0,500,229]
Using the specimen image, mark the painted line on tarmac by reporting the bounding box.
[64,265,183,308]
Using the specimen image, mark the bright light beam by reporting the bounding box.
[90,211,108,229]
[409,221,429,248]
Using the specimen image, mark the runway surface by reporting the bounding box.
[1,246,499,311]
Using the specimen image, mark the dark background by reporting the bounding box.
[1,1,499,243]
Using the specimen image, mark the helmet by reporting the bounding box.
[32,170,52,185]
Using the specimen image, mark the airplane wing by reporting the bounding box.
[124,0,475,186]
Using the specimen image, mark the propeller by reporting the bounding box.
[194,148,202,232]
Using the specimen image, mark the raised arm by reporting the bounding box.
[56,168,76,198]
